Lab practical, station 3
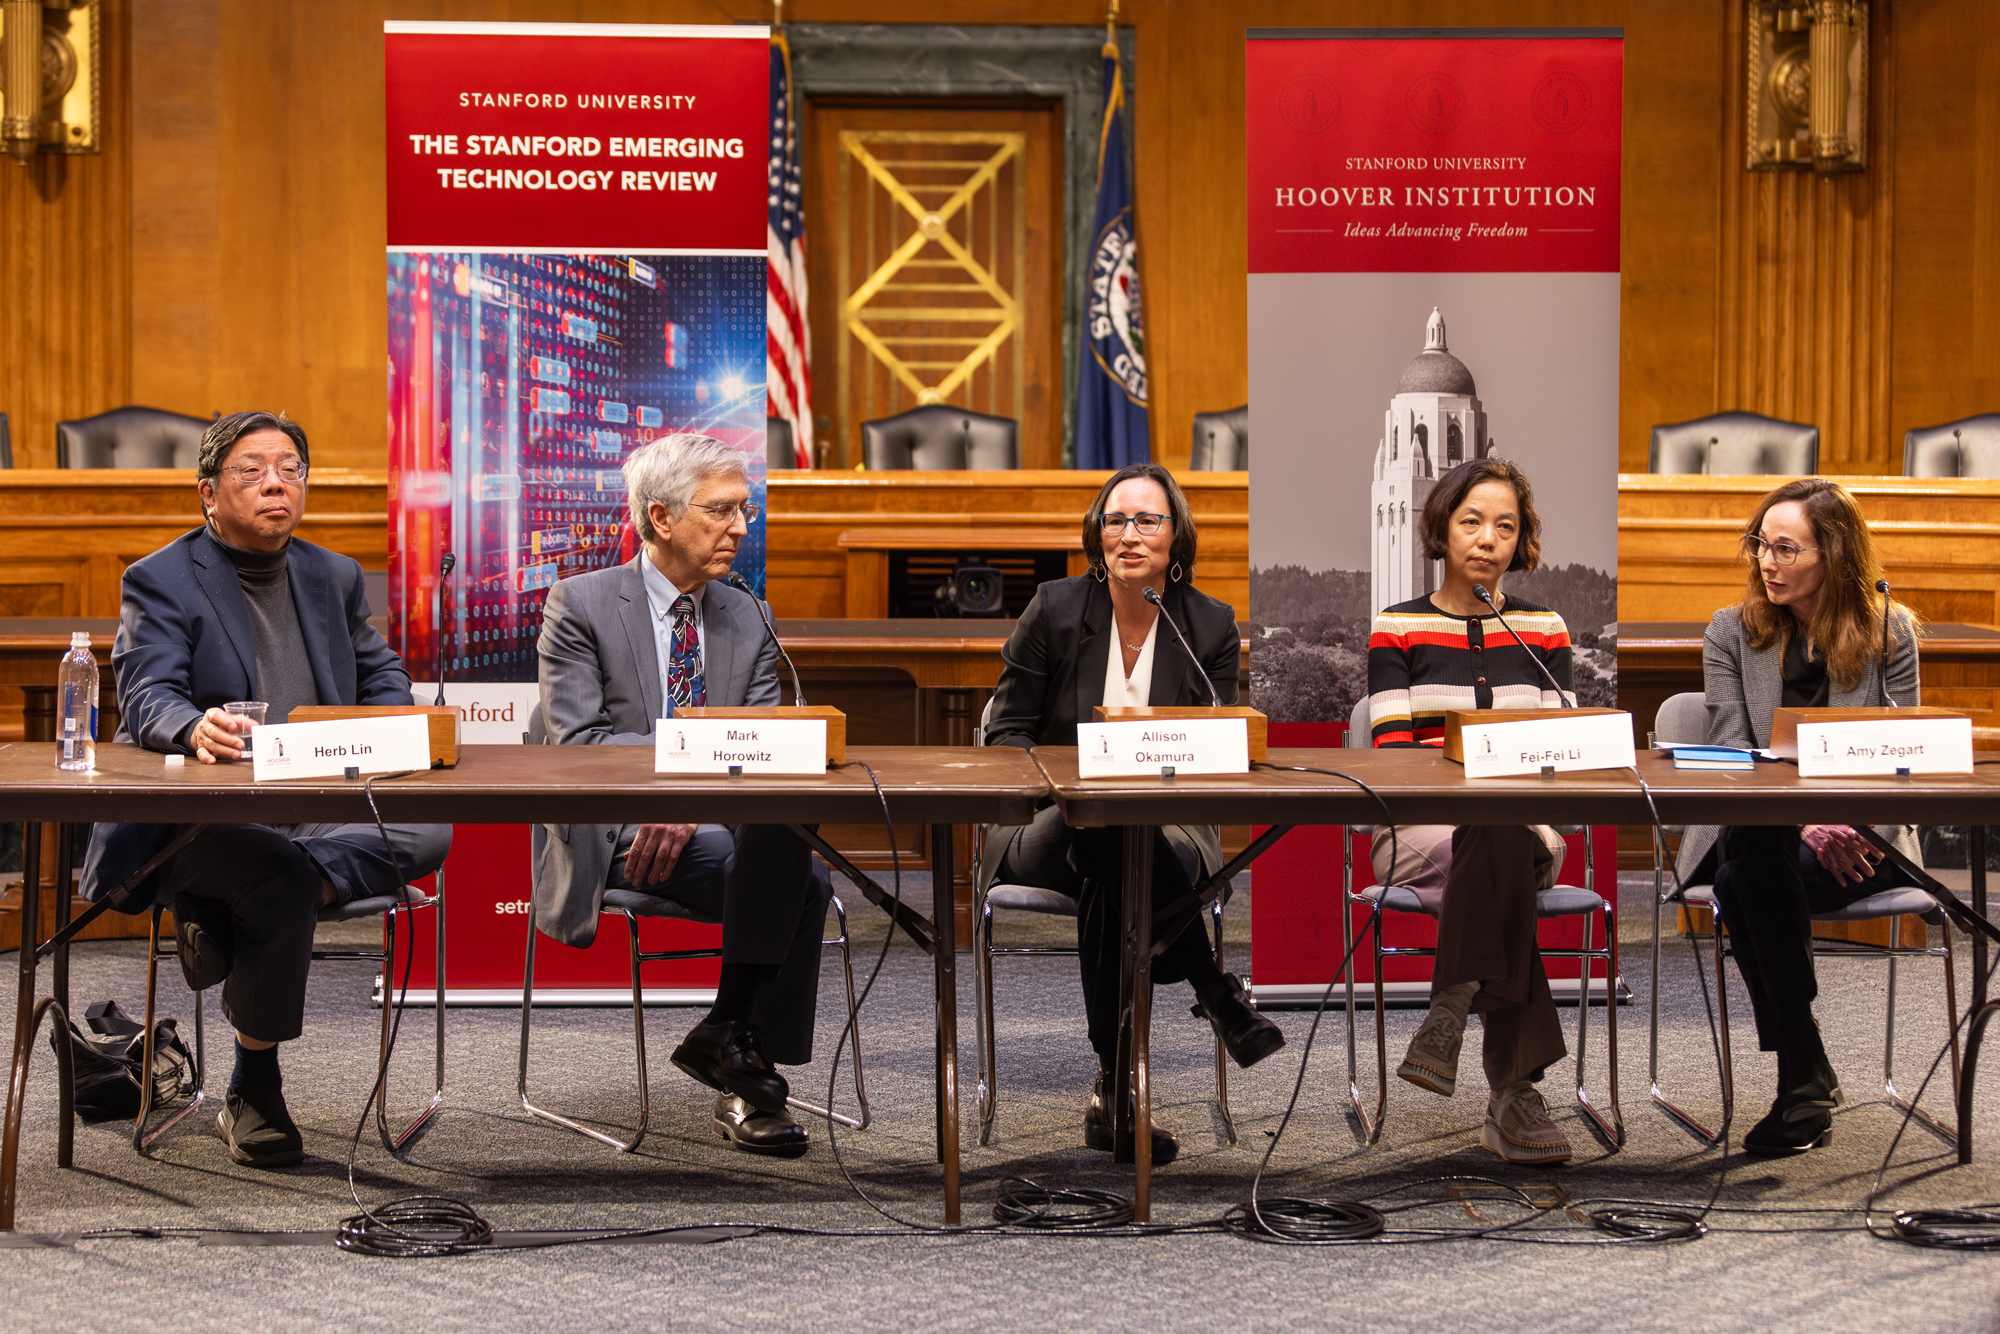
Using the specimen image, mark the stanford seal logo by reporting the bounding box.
[1087,209,1147,406]
[1532,71,1592,134]
[1405,73,1467,135]
[1278,73,1339,135]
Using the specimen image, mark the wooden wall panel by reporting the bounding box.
[3,2,1991,495]
[0,0,131,469]
[1714,1,1896,475]
[1887,1,2000,452]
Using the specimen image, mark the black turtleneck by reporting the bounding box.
[210,530,320,726]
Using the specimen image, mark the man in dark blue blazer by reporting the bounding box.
[81,411,450,1168]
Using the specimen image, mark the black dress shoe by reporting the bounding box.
[217,1089,304,1168]
[714,1093,810,1158]
[172,893,234,992]
[671,1019,789,1115]
[1193,973,1285,1069]
[1744,1101,1833,1156]
[1776,1052,1843,1119]
[1082,1069,1178,1165]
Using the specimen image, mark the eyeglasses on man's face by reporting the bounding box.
[220,460,307,487]
[1100,511,1169,537]
[1741,533,1818,566]
[688,500,760,524]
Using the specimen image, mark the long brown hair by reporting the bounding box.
[1738,477,1914,690]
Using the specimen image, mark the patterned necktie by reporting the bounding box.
[668,593,705,709]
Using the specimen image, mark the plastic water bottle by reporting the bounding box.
[56,631,97,772]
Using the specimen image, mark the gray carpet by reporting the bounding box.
[2,871,1996,1333]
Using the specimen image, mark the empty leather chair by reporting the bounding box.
[767,416,797,471]
[0,411,11,468]
[56,405,211,469]
[1648,410,1818,475]
[1189,405,1248,471]
[1903,413,2000,478]
[860,404,1018,470]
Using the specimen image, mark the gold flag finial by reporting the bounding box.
[1103,0,1119,56]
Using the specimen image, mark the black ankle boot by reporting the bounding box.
[1083,1068,1178,1165]
[1192,973,1285,1069]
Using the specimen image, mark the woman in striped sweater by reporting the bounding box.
[1366,457,1578,1164]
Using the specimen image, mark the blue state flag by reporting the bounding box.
[1075,43,1149,470]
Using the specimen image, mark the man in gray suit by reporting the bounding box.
[535,432,830,1157]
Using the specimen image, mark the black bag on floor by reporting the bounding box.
[49,999,197,1121]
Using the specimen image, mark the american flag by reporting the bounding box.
[766,32,813,468]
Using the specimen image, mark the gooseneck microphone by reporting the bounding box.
[1473,583,1573,708]
[1142,585,1223,707]
[434,551,456,707]
[728,572,806,706]
[1876,578,1898,708]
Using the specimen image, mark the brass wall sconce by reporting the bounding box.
[1746,1,1868,173]
[1,0,101,165]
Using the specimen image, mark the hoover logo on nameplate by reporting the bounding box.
[1795,717,1974,778]
[1461,712,1635,779]
[252,714,433,782]
[1077,719,1250,778]
[654,718,826,775]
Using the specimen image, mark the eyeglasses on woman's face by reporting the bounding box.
[1741,533,1818,566]
[1099,511,1168,537]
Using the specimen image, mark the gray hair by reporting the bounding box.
[623,433,748,543]
[199,411,309,484]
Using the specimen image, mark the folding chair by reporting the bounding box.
[1647,691,1963,1144]
[1340,698,1623,1147]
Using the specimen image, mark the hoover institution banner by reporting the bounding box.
[1244,30,1624,996]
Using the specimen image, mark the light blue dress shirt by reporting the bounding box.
[639,555,705,717]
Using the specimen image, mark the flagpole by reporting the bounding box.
[1104,0,1118,57]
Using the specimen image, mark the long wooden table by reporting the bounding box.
[1033,745,2000,1222]
[0,742,1049,1231]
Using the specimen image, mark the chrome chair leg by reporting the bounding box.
[373,899,445,1154]
[972,891,996,1145]
[785,893,868,1131]
[1648,835,1723,1143]
[517,909,647,1152]
[1211,896,1237,1147]
[1572,897,1624,1148]
[1714,913,1735,1138]
[133,906,208,1153]
[1885,914,1960,1146]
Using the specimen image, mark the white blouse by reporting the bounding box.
[1101,613,1159,708]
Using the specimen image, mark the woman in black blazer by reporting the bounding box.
[983,463,1282,1163]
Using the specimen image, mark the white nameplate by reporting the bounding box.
[654,717,826,775]
[1461,711,1636,779]
[1795,716,1974,777]
[251,713,433,782]
[1077,719,1249,778]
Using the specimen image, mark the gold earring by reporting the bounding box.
[1170,561,1184,584]
[1091,563,1106,583]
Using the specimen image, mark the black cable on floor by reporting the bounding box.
[1228,762,1398,1244]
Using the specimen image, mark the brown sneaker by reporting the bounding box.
[1481,1082,1573,1165]
[1397,982,1475,1097]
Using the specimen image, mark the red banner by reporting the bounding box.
[1247,34,1621,274]
[385,23,767,251]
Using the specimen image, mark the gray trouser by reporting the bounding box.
[608,823,831,1066]
[166,821,452,1044]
